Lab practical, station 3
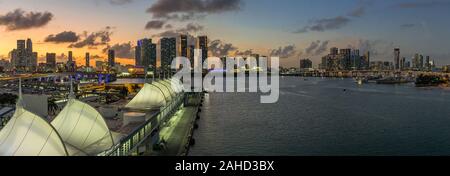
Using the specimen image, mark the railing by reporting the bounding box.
[99,92,186,156]
[0,107,15,130]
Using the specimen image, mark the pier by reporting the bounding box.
[0,77,203,156]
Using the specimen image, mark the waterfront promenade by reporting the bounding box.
[146,93,202,156]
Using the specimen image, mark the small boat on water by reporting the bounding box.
[354,77,368,85]
[376,77,412,84]
[415,75,448,87]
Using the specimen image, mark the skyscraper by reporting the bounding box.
[394,48,400,70]
[198,36,208,63]
[26,39,37,71]
[179,35,188,57]
[67,51,75,72]
[85,52,90,67]
[108,50,115,67]
[135,40,142,66]
[26,39,32,54]
[11,39,37,71]
[330,47,339,56]
[160,37,177,69]
[419,55,424,69]
[413,53,420,69]
[425,56,430,71]
[46,53,56,70]
[188,45,195,67]
[68,51,73,62]
[140,38,156,68]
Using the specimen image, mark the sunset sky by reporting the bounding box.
[1,0,450,67]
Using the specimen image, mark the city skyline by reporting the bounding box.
[1,0,450,67]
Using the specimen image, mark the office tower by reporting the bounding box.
[14,40,26,69]
[66,51,75,72]
[85,52,90,67]
[419,55,424,69]
[179,35,188,57]
[140,39,157,68]
[425,56,430,70]
[160,37,177,69]
[330,47,339,55]
[26,39,32,54]
[25,38,37,70]
[198,36,208,63]
[413,53,420,69]
[108,50,115,67]
[400,57,406,70]
[11,39,36,71]
[300,59,313,69]
[339,48,352,70]
[188,45,195,67]
[68,51,73,62]
[364,51,370,69]
[46,53,56,69]
[394,48,400,70]
[135,40,142,66]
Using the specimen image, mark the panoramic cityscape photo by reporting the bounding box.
[1,0,450,162]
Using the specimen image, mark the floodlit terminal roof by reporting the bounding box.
[125,79,184,111]
[153,81,175,101]
[125,83,167,110]
[0,106,69,156]
[51,98,115,156]
[166,79,184,93]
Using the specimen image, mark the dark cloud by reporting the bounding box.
[315,40,329,55]
[44,31,79,43]
[145,20,165,29]
[304,40,329,56]
[69,27,113,48]
[270,45,296,58]
[178,23,204,33]
[103,42,134,59]
[153,23,204,38]
[0,9,53,31]
[305,41,320,55]
[209,40,238,57]
[163,13,206,22]
[147,0,242,19]
[348,6,366,17]
[395,1,450,8]
[235,49,253,56]
[109,0,133,5]
[295,16,351,33]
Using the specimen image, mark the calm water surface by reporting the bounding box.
[189,77,450,156]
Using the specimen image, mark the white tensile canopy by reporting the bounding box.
[125,83,167,110]
[0,106,68,156]
[153,81,175,101]
[51,98,115,156]
[167,78,184,93]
